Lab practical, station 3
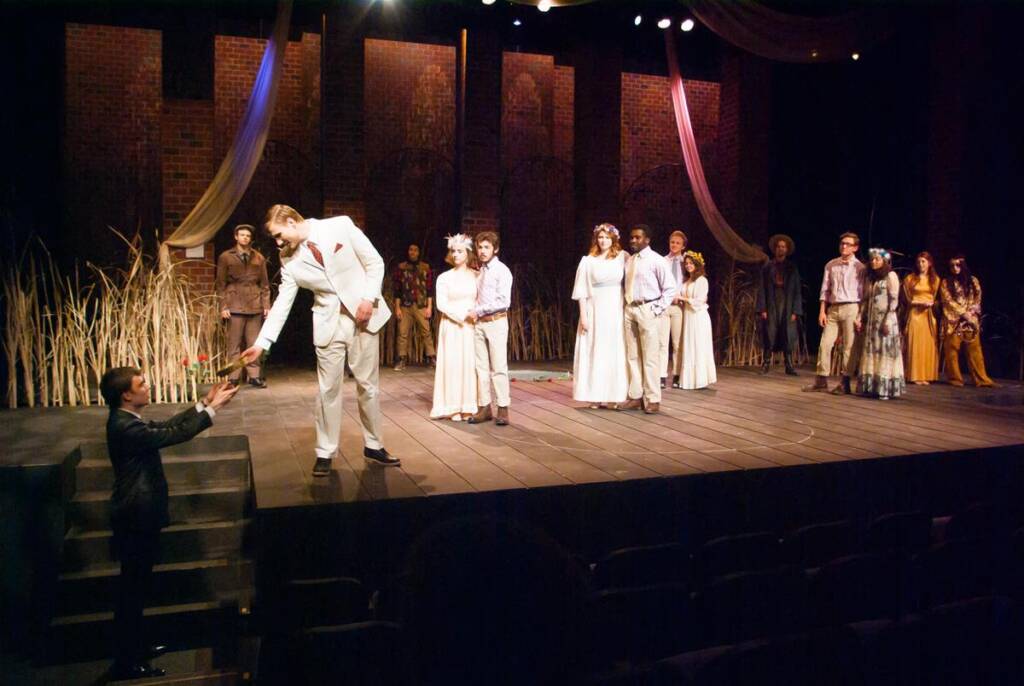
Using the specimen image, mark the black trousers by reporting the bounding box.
[112,527,161,666]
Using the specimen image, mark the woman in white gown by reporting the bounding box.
[678,250,717,390]
[430,235,479,420]
[572,223,629,407]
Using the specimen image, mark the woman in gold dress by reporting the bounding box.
[939,255,995,387]
[901,251,940,384]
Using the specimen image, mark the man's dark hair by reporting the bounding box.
[475,231,500,250]
[101,366,141,409]
[632,224,652,239]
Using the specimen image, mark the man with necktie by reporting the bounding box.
[241,205,400,477]
[216,224,271,388]
[622,225,676,413]
[660,230,687,389]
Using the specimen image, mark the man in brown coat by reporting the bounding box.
[216,224,271,387]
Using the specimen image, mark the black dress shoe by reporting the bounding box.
[111,663,166,680]
[312,457,332,477]
[364,447,401,467]
[248,377,267,388]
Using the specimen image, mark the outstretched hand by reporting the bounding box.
[241,345,264,365]
[206,382,239,410]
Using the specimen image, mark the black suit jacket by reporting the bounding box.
[106,406,212,532]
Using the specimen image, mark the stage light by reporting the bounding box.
[513,18,522,26]
[657,18,671,29]
[538,0,551,11]
[680,18,694,32]
[482,0,496,4]
[810,49,819,59]
[634,14,642,26]
[851,52,860,61]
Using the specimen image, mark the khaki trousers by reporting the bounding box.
[227,313,263,381]
[314,314,383,458]
[474,316,510,407]
[658,303,684,377]
[397,305,436,358]
[625,303,663,404]
[943,333,994,386]
[815,302,860,377]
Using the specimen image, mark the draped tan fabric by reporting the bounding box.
[687,0,894,63]
[159,0,293,267]
[664,31,767,264]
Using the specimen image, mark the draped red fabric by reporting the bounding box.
[687,0,894,63]
[664,30,767,264]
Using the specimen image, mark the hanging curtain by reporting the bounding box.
[664,30,767,264]
[160,0,293,265]
[685,0,894,63]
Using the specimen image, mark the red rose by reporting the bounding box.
[182,358,189,366]
[198,353,209,362]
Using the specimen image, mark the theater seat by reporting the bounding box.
[695,532,782,584]
[783,520,857,569]
[593,543,692,590]
[588,583,697,666]
[696,566,809,645]
[865,511,932,556]
[299,621,404,686]
[809,553,906,625]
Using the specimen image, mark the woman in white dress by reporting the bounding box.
[678,250,717,390]
[430,235,479,420]
[572,223,629,408]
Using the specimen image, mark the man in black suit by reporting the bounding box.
[99,367,237,680]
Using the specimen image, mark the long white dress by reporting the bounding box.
[679,275,717,390]
[430,268,479,419]
[572,253,629,403]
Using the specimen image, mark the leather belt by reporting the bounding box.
[628,298,659,306]
[477,310,508,323]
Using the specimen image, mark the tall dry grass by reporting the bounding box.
[1,233,226,408]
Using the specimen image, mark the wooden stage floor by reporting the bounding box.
[225,363,1024,512]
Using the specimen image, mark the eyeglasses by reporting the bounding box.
[839,242,856,247]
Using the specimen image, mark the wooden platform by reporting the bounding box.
[232,363,1024,511]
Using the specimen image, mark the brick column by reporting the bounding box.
[461,28,502,233]
[322,8,366,226]
[572,36,622,232]
[718,47,772,247]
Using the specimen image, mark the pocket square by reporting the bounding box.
[334,243,343,253]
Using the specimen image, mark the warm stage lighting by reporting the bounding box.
[680,18,694,32]
[851,52,860,61]
[538,0,551,11]
[634,14,642,26]
[657,18,671,29]
[482,0,496,4]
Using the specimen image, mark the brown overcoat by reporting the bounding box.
[216,248,271,314]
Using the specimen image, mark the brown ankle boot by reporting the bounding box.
[802,375,829,392]
[467,405,493,424]
[495,406,510,426]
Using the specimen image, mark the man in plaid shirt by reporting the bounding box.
[392,242,436,370]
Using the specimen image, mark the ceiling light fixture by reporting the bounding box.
[538,0,551,11]
[851,52,860,61]
[482,0,496,4]
[657,18,671,29]
[634,14,642,26]
[513,18,522,26]
[680,18,695,32]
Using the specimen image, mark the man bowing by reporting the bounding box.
[242,205,400,476]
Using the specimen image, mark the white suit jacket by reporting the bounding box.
[255,216,392,350]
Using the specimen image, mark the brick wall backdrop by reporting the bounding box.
[501,52,554,172]
[162,99,216,284]
[64,23,163,262]
[214,32,322,240]
[553,66,575,166]
[363,38,457,262]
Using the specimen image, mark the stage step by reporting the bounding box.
[69,485,250,532]
[62,520,251,571]
[45,600,242,665]
[57,558,254,616]
[74,450,250,492]
[33,647,247,686]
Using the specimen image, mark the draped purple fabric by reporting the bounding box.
[161,0,293,254]
[688,0,894,63]
[664,30,767,264]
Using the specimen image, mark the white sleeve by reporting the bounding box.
[571,258,591,301]
[435,272,468,322]
[255,265,298,350]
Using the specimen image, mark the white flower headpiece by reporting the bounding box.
[445,233,474,250]
[593,223,620,238]
[868,247,891,263]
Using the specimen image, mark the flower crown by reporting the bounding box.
[593,223,620,238]
[868,247,891,262]
[445,233,474,250]
[684,250,705,266]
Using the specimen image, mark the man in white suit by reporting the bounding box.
[241,204,400,477]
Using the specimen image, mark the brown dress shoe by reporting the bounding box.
[802,375,830,392]
[467,405,493,424]
[620,398,643,410]
[495,406,510,426]
[830,377,852,395]
[643,402,660,414]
